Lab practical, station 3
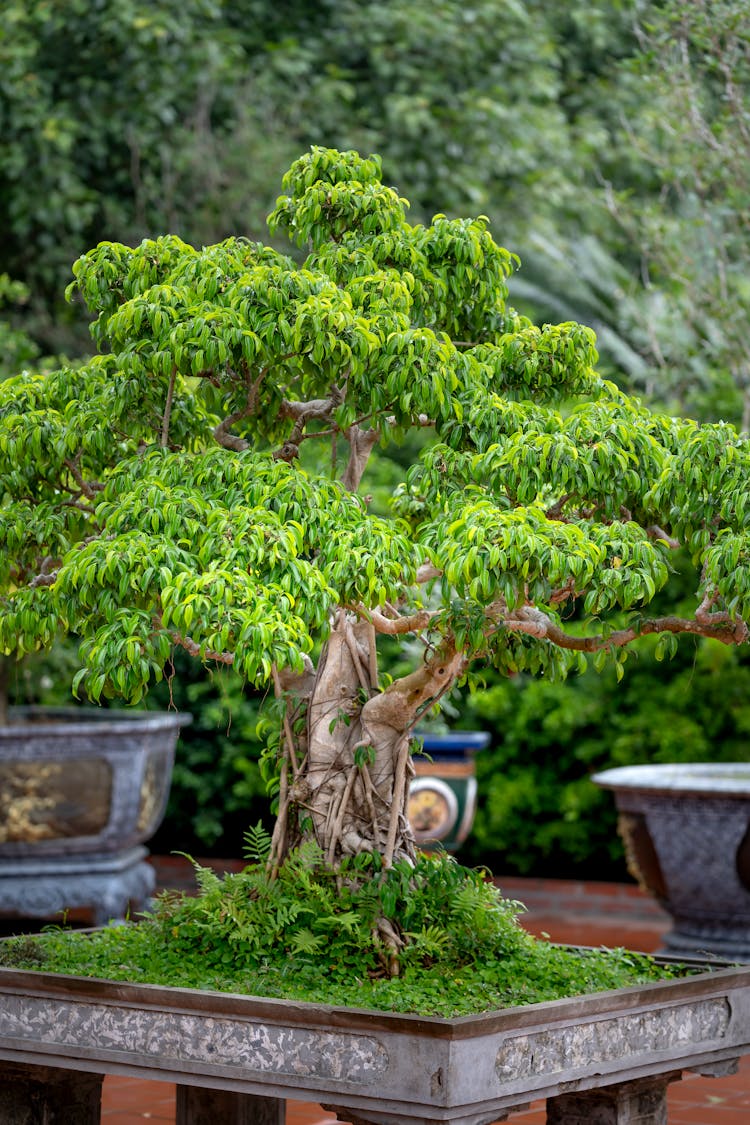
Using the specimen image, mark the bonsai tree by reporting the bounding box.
[1,147,749,908]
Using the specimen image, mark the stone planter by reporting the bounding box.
[409,732,490,851]
[593,763,750,962]
[0,707,190,925]
[0,960,748,1123]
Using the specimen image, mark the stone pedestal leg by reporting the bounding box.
[546,1076,674,1125]
[176,1085,286,1125]
[0,1063,103,1124]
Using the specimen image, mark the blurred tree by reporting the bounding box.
[0,0,236,352]
[594,0,750,426]
[0,276,39,379]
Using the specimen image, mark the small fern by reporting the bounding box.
[172,851,223,897]
[290,928,326,956]
[242,822,272,864]
[400,925,451,964]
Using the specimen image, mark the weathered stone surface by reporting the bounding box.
[0,994,389,1083]
[495,999,730,1081]
[0,1062,103,1124]
[176,1085,286,1125]
[546,1076,672,1125]
[0,847,155,925]
[1,965,750,1125]
[322,1105,515,1125]
[593,763,750,959]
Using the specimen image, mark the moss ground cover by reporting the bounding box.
[0,846,682,1017]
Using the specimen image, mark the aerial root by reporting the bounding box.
[376,916,403,978]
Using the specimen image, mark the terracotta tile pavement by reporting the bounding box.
[92,860,750,1124]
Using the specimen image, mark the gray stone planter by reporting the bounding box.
[0,708,190,924]
[0,960,748,1123]
[593,763,750,962]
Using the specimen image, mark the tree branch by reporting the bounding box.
[174,634,235,664]
[646,525,680,549]
[29,571,59,589]
[272,663,300,779]
[341,424,380,491]
[273,387,346,464]
[500,604,749,650]
[212,409,251,452]
[352,604,437,635]
[416,562,443,584]
[545,494,575,520]
[63,457,103,500]
[212,357,298,452]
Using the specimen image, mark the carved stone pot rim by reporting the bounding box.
[1,706,191,739]
[592,762,750,800]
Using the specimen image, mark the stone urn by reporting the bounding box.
[593,763,750,961]
[0,707,190,925]
[409,731,490,851]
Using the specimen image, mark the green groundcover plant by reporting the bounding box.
[1,147,748,1004]
[0,837,681,1017]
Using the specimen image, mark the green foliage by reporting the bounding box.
[4,0,747,427]
[2,146,750,737]
[0,276,40,379]
[462,625,750,877]
[583,0,750,425]
[0,850,680,1015]
[0,0,233,294]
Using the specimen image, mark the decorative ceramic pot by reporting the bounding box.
[593,763,750,961]
[0,707,190,924]
[409,731,490,851]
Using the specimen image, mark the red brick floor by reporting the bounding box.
[93,860,750,1124]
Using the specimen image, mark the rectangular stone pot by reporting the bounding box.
[0,961,749,1124]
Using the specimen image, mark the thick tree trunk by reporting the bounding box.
[269,614,466,873]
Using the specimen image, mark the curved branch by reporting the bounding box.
[545,494,575,521]
[29,570,59,589]
[341,424,380,491]
[646,524,680,549]
[174,634,235,664]
[212,412,250,452]
[352,604,437,635]
[416,562,442,584]
[213,356,298,451]
[63,456,104,500]
[501,604,749,650]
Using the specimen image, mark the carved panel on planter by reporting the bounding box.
[0,995,390,1084]
[735,821,750,893]
[137,749,173,836]
[495,999,730,1080]
[0,759,112,843]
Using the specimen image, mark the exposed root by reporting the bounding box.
[357,763,383,850]
[326,766,360,864]
[376,916,404,978]
[267,756,289,879]
[383,735,411,868]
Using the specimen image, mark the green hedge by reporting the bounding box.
[457,632,750,878]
